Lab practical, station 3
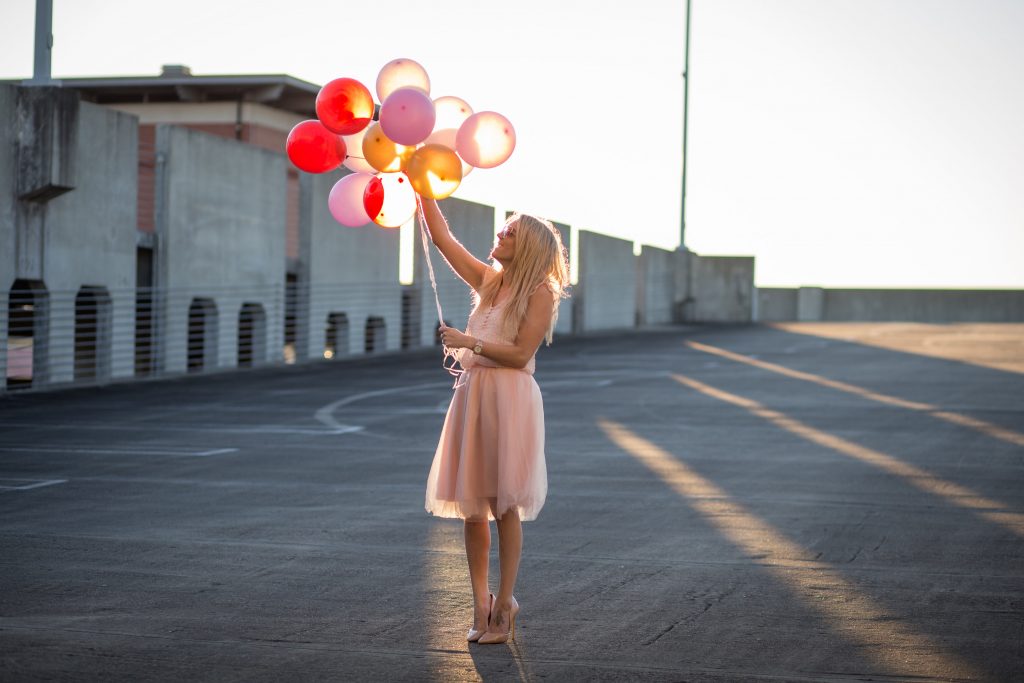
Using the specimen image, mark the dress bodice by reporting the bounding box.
[462,271,536,375]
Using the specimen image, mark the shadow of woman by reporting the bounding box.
[468,637,535,682]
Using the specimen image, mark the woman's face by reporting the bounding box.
[490,221,518,264]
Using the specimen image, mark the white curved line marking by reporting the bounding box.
[314,381,452,434]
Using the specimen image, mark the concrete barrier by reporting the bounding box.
[756,287,1024,322]
[637,245,680,325]
[551,220,573,337]
[297,169,402,360]
[0,86,759,393]
[1,86,138,387]
[576,230,636,332]
[154,124,286,373]
[822,289,1024,322]
[797,286,825,321]
[690,255,755,322]
[755,287,798,322]
[1,85,17,385]
[414,197,495,345]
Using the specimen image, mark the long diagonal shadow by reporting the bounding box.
[686,340,1024,448]
[598,418,982,681]
[670,371,1024,538]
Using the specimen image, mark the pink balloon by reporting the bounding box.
[379,87,436,146]
[456,111,516,169]
[328,173,374,227]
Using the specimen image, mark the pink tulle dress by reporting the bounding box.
[425,268,548,522]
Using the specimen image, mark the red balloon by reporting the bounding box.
[316,78,375,135]
[363,176,385,219]
[286,120,346,173]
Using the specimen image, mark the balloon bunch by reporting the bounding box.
[285,58,516,228]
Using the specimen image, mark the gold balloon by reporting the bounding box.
[405,144,463,199]
[361,122,416,173]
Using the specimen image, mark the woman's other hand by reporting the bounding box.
[439,324,473,349]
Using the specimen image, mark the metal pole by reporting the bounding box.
[28,0,54,85]
[680,0,691,248]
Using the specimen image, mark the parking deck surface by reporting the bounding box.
[1,323,1022,682]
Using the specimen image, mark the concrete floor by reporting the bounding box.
[1,324,1022,682]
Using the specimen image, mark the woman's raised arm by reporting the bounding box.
[419,197,489,290]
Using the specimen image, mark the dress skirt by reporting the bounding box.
[425,365,547,521]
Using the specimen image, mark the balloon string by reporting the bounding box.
[416,202,464,384]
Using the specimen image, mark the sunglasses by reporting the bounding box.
[497,224,517,240]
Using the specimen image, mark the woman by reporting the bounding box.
[420,196,569,645]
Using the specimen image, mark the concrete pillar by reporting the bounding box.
[797,287,825,321]
[46,290,74,384]
[110,290,135,379]
[672,247,695,323]
[293,173,314,362]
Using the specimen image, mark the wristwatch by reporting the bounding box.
[473,339,484,355]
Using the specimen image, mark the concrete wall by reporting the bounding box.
[822,289,1024,322]
[298,169,402,360]
[551,220,573,337]
[690,255,755,322]
[576,230,636,332]
[1,86,138,387]
[638,246,681,325]
[42,101,138,384]
[755,288,798,322]
[155,124,286,374]
[0,85,15,384]
[414,197,495,346]
[757,287,1024,322]
[0,86,813,394]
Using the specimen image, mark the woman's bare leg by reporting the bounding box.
[464,519,491,630]
[492,508,522,627]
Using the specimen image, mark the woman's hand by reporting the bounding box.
[439,324,474,349]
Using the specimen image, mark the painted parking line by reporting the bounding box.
[314,381,451,433]
[0,445,239,457]
[0,478,68,491]
[314,373,636,434]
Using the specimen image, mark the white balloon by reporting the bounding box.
[376,58,430,102]
[342,126,377,174]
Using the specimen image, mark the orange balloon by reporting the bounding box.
[405,144,463,199]
[361,122,416,173]
[424,128,474,178]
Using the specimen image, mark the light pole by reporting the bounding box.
[25,0,56,86]
[680,0,691,248]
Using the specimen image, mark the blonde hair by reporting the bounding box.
[475,213,571,345]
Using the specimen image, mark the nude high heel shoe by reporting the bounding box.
[467,593,495,642]
[477,596,519,644]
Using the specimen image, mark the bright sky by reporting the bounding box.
[2,0,1021,288]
